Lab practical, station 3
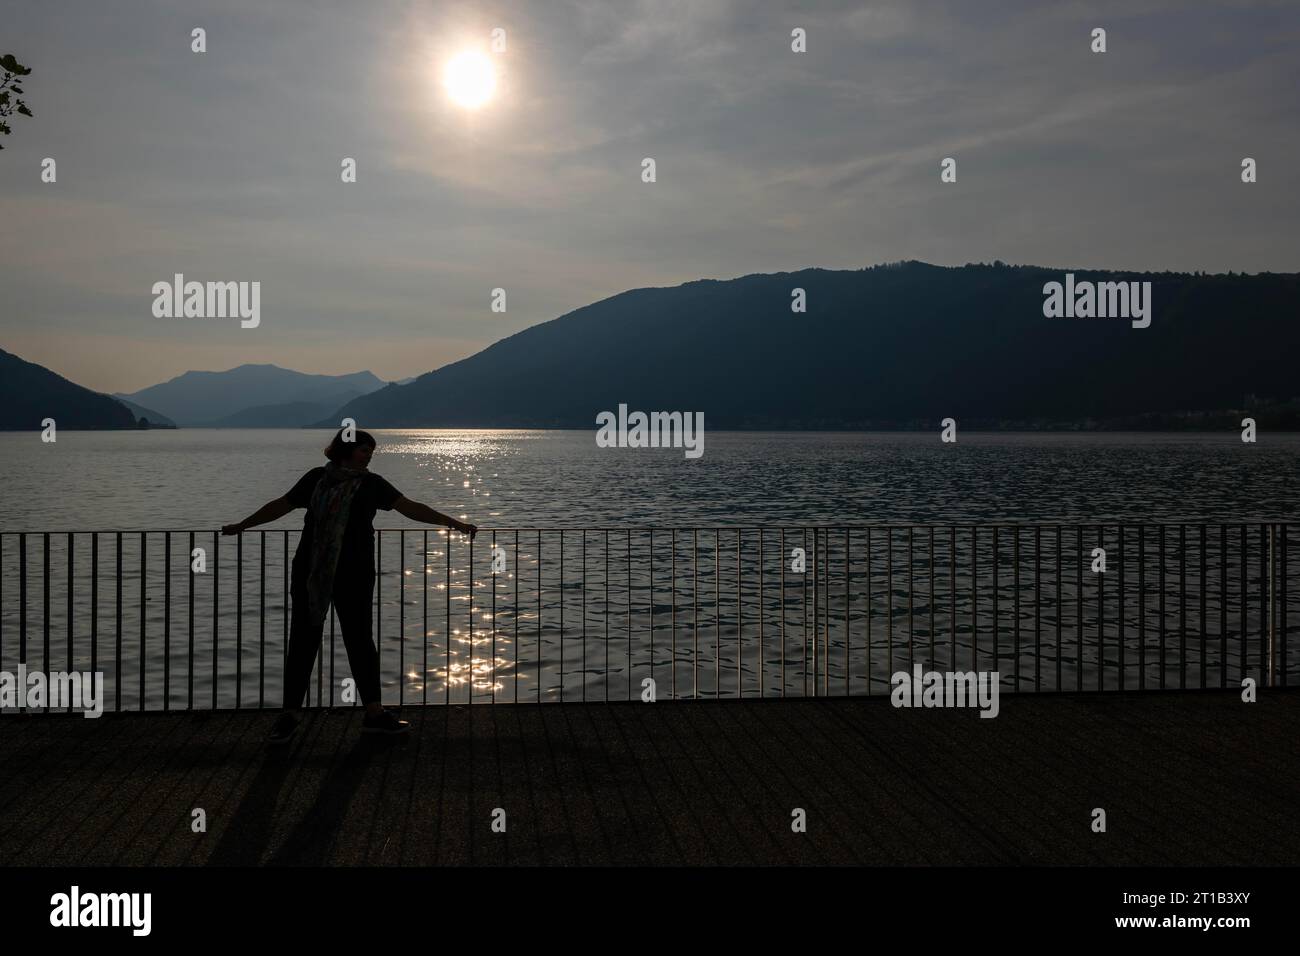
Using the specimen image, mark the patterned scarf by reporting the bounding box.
[304,460,367,629]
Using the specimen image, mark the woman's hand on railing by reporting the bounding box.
[452,520,478,540]
[221,498,293,536]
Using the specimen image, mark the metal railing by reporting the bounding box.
[0,522,1293,712]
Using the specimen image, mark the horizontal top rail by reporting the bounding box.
[1,520,1298,534]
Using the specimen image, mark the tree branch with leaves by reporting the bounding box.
[0,53,34,150]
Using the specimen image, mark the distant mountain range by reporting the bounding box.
[116,364,387,426]
[6,263,1300,432]
[0,355,395,430]
[329,262,1300,429]
[0,348,140,430]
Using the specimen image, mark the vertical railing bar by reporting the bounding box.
[535,530,540,702]
[972,526,978,673]
[780,528,785,698]
[928,526,935,675]
[1279,524,1288,688]
[603,529,609,704]
[282,530,288,706]
[813,528,820,697]
[446,530,451,706]
[625,530,630,702]
[908,526,914,680]
[758,528,764,698]
[188,531,195,709]
[139,532,146,711]
[693,529,699,699]
[1075,524,1083,693]
[1239,524,1247,686]
[0,535,5,686]
[67,532,74,713]
[649,531,655,698]
[814,529,821,695]
[43,533,50,712]
[826,526,832,696]
[257,532,264,709]
[1200,525,1207,690]
[650,528,660,697]
[1179,524,1187,689]
[21,534,30,707]
[556,530,561,703]
[737,529,742,698]
[867,527,873,696]
[1055,526,1062,692]
[64,532,73,714]
[401,529,406,707]
[1034,526,1041,692]
[824,527,830,698]
[120,532,126,712]
[1013,527,1020,692]
[803,528,809,697]
[1260,523,1269,688]
[92,534,99,706]
[375,532,382,708]
[671,529,676,700]
[581,530,586,703]
[469,531,475,705]
[846,528,852,696]
[1220,525,1227,690]
[0,535,4,689]
[1158,524,1165,690]
[494,530,499,705]
[715,529,720,700]
[10,536,20,702]
[165,532,173,711]
[949,526,956,676]
[423,529,428,706]
[16,535,31,709]
[234,532,241,709]
[1117,525,1124,693]
[886,528,892,682]
[992,526,998,689]
[1097,525,1104,693]
[1138,525,1146,692]
[515,530,521,704]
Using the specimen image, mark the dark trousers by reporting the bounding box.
[283,565,380,709]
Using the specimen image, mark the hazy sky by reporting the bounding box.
[2,0,1297,393]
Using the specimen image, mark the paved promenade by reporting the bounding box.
[1,690,1297,865]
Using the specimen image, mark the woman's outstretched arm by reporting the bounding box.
[392,496,477,539]
[222,496,295,535]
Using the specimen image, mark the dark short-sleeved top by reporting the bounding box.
[286,467,402,579]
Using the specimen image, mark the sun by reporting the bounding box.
[443,50,497,109]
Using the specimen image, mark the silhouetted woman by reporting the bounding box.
[222,428,477,744]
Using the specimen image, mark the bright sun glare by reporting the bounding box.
[443,50,497,109]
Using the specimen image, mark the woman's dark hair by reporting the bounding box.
[324,427,377,463]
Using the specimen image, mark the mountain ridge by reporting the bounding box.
[0,347,139,430]
[322,262,1300,429]
[120,365,386,425]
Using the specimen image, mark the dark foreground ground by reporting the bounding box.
[1,690,1297,865]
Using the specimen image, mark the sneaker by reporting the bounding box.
[361,708,410,736]
[268,711,300,745]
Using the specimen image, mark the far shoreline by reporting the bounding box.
[5,425,1300,435]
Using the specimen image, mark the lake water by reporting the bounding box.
[2,429,1298,530]
[1,430,1297,709]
